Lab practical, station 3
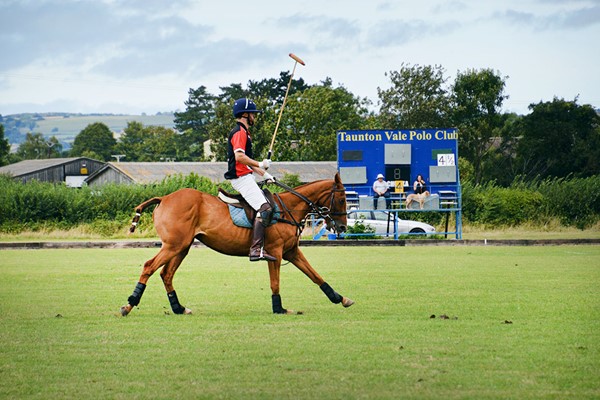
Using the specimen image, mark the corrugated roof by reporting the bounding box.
[0,158,93,177]
[96,161,338,184]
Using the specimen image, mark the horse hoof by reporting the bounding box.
[183,308,192,315]
[120,304,133,316]
[342,297,355,308]
[285,309,304,315]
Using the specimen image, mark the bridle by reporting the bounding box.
[270,180,347,235]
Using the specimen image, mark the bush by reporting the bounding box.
[528,175,600,229]
[462,176,600,228]
[1,173,598,234]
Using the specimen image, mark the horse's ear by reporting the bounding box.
[335,172,342,184]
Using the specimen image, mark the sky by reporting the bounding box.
[1,0,599,116]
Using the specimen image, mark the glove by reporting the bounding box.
[262,172,276,182]
[258,159,272,170]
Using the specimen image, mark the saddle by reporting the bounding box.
[218,188,279,228]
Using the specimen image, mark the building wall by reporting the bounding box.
[17,159,105,184]
[86,168,134,186]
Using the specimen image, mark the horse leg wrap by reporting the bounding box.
[127,282,146,306]
[168,290,186,314]
[272,294,287,314]
[320,282,343,304]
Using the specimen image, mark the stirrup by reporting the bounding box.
[249,247,276,262]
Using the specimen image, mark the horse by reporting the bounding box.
[120,172,354,316]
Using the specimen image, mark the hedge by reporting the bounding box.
[0,173,598,233]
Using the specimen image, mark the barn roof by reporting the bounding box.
[0,157,98,177]
[86,161,338,185]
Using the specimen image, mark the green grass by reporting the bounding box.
[1,246,599,399]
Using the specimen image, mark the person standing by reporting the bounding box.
[372,173,391,209]
[224,98,276,262]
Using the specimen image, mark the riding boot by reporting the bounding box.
[249,218,277,262]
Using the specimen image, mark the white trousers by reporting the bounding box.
[230,173,267,211]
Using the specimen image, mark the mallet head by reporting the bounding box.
[289,53,305,66]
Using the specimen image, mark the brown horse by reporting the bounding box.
[120,172,354,316]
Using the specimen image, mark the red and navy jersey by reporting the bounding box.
[225,122,254,179]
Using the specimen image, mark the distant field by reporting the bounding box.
[1,246,598,399]
[34,113,176,143]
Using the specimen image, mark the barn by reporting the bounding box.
[84,161,338,186]
[0,157,105,187]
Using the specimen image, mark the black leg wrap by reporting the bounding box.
[272,294,287,314]
[127,282,146,306]
[320,282,343,304]
[168,290,186,314]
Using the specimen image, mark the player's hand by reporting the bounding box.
[258,159,271,170]
[262,172,276,182]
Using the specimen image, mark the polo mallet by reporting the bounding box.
[267,53,305,159]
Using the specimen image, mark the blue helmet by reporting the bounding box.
[233,98,262,118]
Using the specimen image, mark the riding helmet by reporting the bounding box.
[233,98,263,118]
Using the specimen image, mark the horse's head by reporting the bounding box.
[321,173,348,234]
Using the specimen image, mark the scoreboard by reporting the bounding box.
[337,129,460,195]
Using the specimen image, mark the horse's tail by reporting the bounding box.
[129,197,163,233]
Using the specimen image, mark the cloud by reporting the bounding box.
[366,19,460,48]
[494,5,600,30]
[273,14,361,50]
[0,0,212,77]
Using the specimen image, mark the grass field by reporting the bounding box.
[1,246,599,399]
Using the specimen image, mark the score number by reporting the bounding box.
[437,154,455,166]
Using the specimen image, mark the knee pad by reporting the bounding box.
[258,203,273,227]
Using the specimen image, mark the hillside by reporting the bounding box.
[1,112,176,148]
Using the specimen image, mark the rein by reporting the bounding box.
[270,180,346,235]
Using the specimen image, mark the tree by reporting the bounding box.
[450,68,508,184]
[173,86,216,159]
[377,64,451,129]
[16,133,62,159]
[514,98,600,179]
[116,122,179,161]
[247,71,309,106]
[114,121,145,161]
[71,122,116,161]
[143,126,178,161]
[273,79,372,161]
[0,124,10,166]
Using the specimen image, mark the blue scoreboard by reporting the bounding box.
[337,128,460,195]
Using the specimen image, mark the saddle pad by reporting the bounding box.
[228,204,281,229]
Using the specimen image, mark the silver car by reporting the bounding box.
[347,210,436,236]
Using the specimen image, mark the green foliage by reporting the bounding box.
[0,173,219,234]
[461,182,544,226]
[527,175,600,229]
[16,132,62,159]
[0,123,9,166]
[450,68,508,184]
[461,175,600,228]
[377,63,450,129]
[275,80,372,161]
[173,86,216,160]
[2,174,598,234]
[278,173,302,188]
[345,219,376,239]
[514,98,600,180]
[71,122,116,161]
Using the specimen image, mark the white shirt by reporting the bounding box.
[372,179,388,195]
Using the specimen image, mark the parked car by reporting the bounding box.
[346,210,436,236]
